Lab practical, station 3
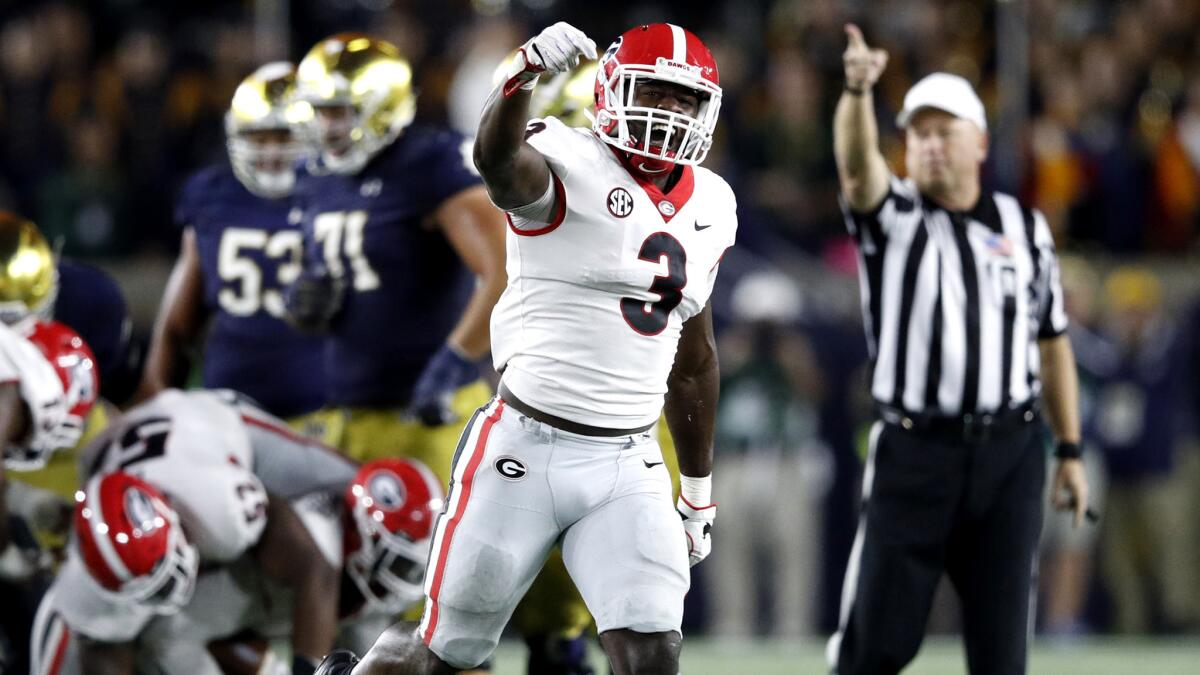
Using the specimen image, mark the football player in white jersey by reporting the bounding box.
[34,456,443,675]
[0,320,97,672]
[29,389,350,675]
[315,21,736,675]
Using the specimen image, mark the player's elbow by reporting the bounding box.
[472,135,506,179]
[840,176,887,214]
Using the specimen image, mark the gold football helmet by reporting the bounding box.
[294,33,417,175]
[492,52,597,129]
[226,62,310,198]
[0,212,56,325]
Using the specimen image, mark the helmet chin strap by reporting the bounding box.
[632,156,674,175]
[623,139,677,176]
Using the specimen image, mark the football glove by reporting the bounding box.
[677,495,716,567]
[283,265,344,332]
[409,343,480,427]
[313,650,359,675]
[503,22,598,96]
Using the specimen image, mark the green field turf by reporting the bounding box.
[490,636,1200,674]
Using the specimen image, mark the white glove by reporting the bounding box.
[677,474,716,566]
[503,22,597,96]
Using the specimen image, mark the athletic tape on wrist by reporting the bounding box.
[679,474,713,509]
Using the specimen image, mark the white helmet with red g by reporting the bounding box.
[593,24,722,168]
[73,471,200,614]
[343,457,444,614]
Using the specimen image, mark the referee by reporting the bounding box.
[827,25,1090,675]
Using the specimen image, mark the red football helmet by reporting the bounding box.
[593,23,722,169]
[343,458,444,614]
[5,320,99,469]
[73,472,199,614]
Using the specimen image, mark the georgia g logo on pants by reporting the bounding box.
[494,456,527,481]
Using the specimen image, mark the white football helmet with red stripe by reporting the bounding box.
[593,23,722,167]
[343,458,444,614]
[73,472,199,615]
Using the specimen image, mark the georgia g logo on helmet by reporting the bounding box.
[367,471,406,509]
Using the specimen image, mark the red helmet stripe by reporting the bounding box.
[667,24,686,63]
[83,475,134,585]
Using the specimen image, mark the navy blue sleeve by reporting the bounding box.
[420,130,483,208]
[175,166,226,231]
[54,260,139,402]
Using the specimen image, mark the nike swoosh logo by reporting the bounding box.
[643,459,664,469]
[694,221,712,231]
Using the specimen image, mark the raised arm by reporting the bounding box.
[136,227,207,403]
[834,23,891,213]
[474,22,596,210]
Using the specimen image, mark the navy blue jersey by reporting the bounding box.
[176,163,326,417]
[292,126,481,407]
[55,260,137,402]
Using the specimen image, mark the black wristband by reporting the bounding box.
[844,83,868,96]
[1055,441,1082,460]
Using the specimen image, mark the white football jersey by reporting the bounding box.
[51,390,271,641]
[79,389,269,563]
[0,320,70,467]
[492,117,737,428]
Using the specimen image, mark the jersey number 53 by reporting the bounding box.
[218,228,304,318]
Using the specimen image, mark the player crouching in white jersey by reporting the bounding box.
[71,457,444,675]
[29,389,356,675]
[315,20,736,675]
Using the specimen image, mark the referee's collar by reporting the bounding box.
[921,189,1001,231]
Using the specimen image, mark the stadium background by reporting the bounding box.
[3,0,1199,672]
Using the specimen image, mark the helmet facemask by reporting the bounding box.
[344,517,428,614]
[114,522,200,615]
[302,102,387,176]
[595,60,722,168]
[227,126,305,199]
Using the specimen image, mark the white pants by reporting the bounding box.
[418,398,690,669]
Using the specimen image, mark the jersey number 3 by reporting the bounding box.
[621,233,687,336]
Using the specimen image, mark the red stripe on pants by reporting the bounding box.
[45,622,70,675]
[422,400,505,645]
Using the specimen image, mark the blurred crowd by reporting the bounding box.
[2,0,1197,641]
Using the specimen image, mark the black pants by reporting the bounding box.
[830,418,1047,675]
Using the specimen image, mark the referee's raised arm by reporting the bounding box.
[835,24,890,213]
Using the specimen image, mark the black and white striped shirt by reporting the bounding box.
[843,175,1068,417]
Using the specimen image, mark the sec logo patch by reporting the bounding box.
[608,187,634,218]
[494,456,528,481]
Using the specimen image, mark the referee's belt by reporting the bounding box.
[877,401,1040,443]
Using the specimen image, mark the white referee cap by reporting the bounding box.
[896,72,987,132]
